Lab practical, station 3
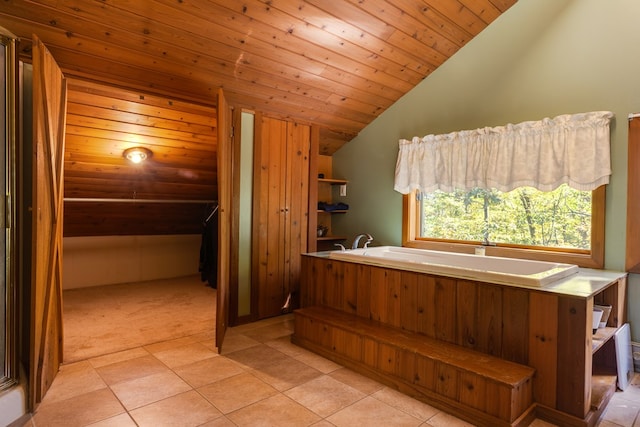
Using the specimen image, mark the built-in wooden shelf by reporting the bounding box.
[318,178,347,185]
[592,327,617,353]
[311,156,348,253]
[590,375,617,412]
[318,236,347,241]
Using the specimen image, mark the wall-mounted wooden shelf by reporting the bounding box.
[318,178,347,185]
[310,155,349,252]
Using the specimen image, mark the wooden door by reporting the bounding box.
[284,121,310,311]
[253,116,310,318]
[30,35,67,408]
[215,89,231,352]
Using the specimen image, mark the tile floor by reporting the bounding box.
[15,314,640,427]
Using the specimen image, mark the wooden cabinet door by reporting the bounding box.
[253,115,310,318]
[30,35,67,409]
[215,89,231,352]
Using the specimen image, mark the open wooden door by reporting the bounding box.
[29,35,67,409]
[215,89,231,352]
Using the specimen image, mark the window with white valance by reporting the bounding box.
[394,111,614,195]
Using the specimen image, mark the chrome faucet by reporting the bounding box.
[352,233,373,249]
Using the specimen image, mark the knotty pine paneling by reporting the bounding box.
[1,0,516,153]
[63,202,212,237]
[63,79,217,237]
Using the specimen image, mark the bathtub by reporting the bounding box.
[328,246,579,287]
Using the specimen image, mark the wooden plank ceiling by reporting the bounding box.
[1,0,516,236]
[1,0,515,154]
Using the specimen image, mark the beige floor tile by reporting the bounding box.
[197,372,278,414]
[326,395,422,427]
[616,381,640,404]
[39,361,108,405]
[129,390,222,426]
[198,417,238,427]
[285,375,365,418]
[424,411,476,427]
[601,394,640,427]
[110,370,192,410]
[151,341,218,368]
[225,344,295,371]
[372,387,439,421]
[227,315,294,335]
[227,394,321,427]
[309,421,336,427]
[31,388,125,427]
[143,335,199,354]
[242,324,295,343]
[88,347,151,369]
[250,357,323,391]
[597,421,625,427]
[86,412,138,426]
[200,339,218,353]
[95,355,169,385]
[190,329,216,342]
[329,367,385,395]
[174,356,246,388]
[218,334,260,354]
[46,282,640,427]
[264,335,309,358]
[292,348,342,374]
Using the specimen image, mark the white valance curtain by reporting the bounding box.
[394,111,614,194]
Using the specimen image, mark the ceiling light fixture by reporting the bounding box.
[123,147,152,164]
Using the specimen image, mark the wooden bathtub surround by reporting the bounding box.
[294,306,536,426]
[293,254,627,427]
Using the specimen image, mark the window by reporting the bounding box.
[402,185,605,268]
[396,112,612,269]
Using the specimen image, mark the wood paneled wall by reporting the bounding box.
[252,115,311,318]
[300,256,626,420]
[63,79,217,237]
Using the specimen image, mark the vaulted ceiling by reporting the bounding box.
[1,0,516,154]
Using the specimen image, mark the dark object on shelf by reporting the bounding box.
[199,204,218,288]
[318,173,325,178]
[317,225,328,237]
[318,201,349,212]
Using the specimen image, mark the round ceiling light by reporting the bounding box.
[123,147,152,164]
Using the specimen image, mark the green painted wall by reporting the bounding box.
[332,0,640,339]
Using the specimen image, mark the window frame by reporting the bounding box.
[402,186,605,269]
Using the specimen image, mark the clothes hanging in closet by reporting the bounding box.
[199,204,218,288]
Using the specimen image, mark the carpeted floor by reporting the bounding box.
[63,275,216,363]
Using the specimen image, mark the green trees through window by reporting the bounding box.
[419,184,591,250]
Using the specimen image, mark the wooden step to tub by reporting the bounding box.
[293,306,536,427]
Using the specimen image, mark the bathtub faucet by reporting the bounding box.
[352,233,373,249]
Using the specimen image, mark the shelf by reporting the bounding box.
[318,178,347,185]
[318,236,347,241]
[593,327,617,353]
[317,210,348,214]
[590,375,617,412]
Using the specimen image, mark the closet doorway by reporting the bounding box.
[59,79,225,362]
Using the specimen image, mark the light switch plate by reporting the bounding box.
[339,184,347,196]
